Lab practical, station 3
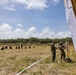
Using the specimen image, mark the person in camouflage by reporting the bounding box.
[59,42,66,62]
[51,41,57,62]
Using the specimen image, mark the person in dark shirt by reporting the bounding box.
[51,41,57,62]
[59,42,66,62]
[21,44,23,49]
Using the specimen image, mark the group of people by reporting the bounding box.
[51,41,69,62]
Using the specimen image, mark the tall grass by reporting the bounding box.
[0,44,76,75]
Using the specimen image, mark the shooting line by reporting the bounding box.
[16,55,50,75]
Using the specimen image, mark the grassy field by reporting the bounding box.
[0,43,76,75]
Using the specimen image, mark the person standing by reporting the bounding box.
[21,44,23,49]
[59,42,66,62]
[51,41,57,62]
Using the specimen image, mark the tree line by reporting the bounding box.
[0,37,73,44]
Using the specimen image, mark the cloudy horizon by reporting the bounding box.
[0,0,71,39]
[0,23,71,39]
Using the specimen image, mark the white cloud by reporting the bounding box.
[53,0,60,3]
[0,23,12,32]
[28,26,36,34]
[40,27,55,38]
[17,23,23,27]
[25,0,47,10]
[51,0,61,5]
[0,23,12,39]
[0,0,61,11]
[56,31,71,38]
[13,28,25,38]
[0,23,71,39]
[4,6,15,11]
[26,26,36,37]
[0,0,47,10]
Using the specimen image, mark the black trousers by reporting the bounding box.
[52,51,56,62]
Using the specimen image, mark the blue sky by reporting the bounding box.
[0,0,71,39]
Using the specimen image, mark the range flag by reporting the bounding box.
[64,0,76,51]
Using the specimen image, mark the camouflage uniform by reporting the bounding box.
[51,42,57,62]
[59,43,66,61]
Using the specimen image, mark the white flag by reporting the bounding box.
[64,0,76,51]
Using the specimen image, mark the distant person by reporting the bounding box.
[59,42,66,62]
[1,46,4,50]
[18,46,20,49]
[21,44,23,49]
[51,41,57,62]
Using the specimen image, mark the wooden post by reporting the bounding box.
[71,0,76,17]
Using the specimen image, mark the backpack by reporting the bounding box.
[65,57,72,63]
